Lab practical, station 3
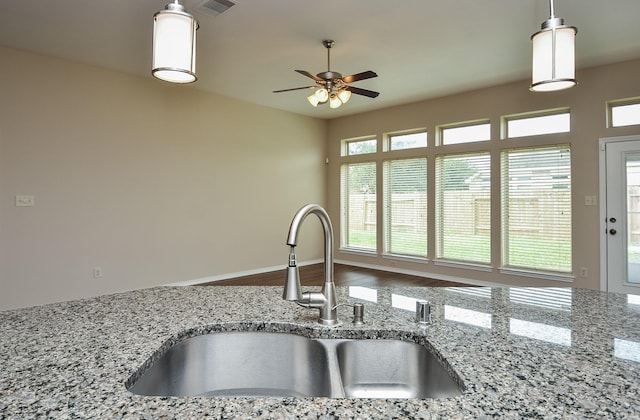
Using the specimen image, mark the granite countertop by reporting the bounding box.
[1,284,639,418]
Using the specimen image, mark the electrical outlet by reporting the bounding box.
[16,195,35,207]
[579,267,588,278]
[93,267,102,279]
[584,195,597,206]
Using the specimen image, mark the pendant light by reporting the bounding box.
[530,0,577,92]
[152,0,199,84]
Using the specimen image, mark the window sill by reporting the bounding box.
[382,253,429,264]
[499,267,574,282]
[434,260,493,272]
[339,247,378,257]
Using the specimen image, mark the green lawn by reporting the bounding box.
[347,230,571,272]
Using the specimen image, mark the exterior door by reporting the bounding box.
[604,136,640,294]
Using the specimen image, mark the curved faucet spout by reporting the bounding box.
[284,204,339,326]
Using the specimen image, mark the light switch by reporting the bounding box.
[584,195,597,206]
[15,195,35,207]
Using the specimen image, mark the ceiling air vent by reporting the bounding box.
[196,0,236,16]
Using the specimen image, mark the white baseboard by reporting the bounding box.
[167,258,499,288]
[334,258,500,287]
[166,259,323,286]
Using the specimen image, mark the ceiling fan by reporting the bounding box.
[273,40,379,109]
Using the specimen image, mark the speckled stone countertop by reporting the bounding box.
[1,285,639,418]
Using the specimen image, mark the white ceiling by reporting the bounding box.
[1,0,640,119]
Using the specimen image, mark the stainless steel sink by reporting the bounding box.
[128,332,333,397]
[335,339,462,398]
[127,331,463,399]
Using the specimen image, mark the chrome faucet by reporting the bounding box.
[284,204,339,326]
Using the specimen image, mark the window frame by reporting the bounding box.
[435,151,492,265]
[335,109,574,282]
[341,135,378,157]
[382,156,428,259]
[608,97,640,128]
[437,120,491,146]
[339,161,378,253]
[501,108,571,139]
[500,144,572,276]
[385,129,428,152]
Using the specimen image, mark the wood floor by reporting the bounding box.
[200,263,469,288]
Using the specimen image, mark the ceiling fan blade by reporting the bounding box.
[295,69,324,82]
[342,70,378,84]
[346,86,380,98]
[273,86,316,93]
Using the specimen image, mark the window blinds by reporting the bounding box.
[436,152,491,264]
[382,158,428,257]
[501,146,571,273]
[340,162,377,250]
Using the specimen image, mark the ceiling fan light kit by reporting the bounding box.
[273,39,380,110]
[152,0,199,84]
[337,89,351,103]
[530,0,577,92]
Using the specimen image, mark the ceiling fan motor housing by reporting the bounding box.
[317,71,342,80]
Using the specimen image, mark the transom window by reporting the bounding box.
[342,137,377,156]
[504,110,570,138]
[609,99,640,127]
[388,131,428,151]
[439,121,491,145]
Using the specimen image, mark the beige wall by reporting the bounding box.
[327,58,640,289]
[0,46,327,310]
[3,46,639,311]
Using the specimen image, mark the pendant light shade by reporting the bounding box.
[530,0,577,92]
[152,0,199,84]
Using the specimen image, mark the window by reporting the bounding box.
[383,158,428,257]
[436,152,491,264]
[439,121,491,145]
[610,100,640,127]
[504,110,570,138]
[340,162,377,250]
[342,137,377,156]
[501,145,571,273]
[388,131,427,151]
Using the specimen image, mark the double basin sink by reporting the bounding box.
[127,331,463,399]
